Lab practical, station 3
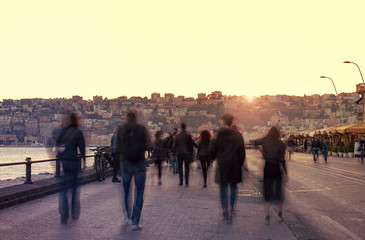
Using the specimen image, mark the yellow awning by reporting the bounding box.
[344,122,365,134]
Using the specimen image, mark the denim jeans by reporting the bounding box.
[169,152,177,171]
[312,148,319,161]
[219,183,237,210]
[322,146,328,162]
[177,153,191,184]
[122,160,146,225]
[59,159,80,220]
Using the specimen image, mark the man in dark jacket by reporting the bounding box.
[311,136,321,162]
[210,113,246,220]
[174,123,194,186]
[115,110,152,231]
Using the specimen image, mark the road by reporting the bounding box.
[246,149,365,240]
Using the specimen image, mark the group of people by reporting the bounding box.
[55,110,288,230]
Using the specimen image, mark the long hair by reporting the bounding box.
[199,130,211,146]
[154,130,163,142]
[67,112,79,128]
[266,126,281,141]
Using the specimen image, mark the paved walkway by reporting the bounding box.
[0,159,296,240]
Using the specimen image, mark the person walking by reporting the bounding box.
[311,136,321,162]
[321,136,329,163]
[115,110,152,231]
[56,112,86,224]
[152,130,168,185]
[110,125,122,182]
[174,123,194,187]
[165,129,178,173]
[254,126,287,225]
[210,114,246,220]
[197,130,212,188]
[286,137,294,160]
[304,139,308,153]
[358,137,365,163]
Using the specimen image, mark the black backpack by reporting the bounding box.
[122,125,146,162]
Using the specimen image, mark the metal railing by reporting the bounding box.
[0,145,258,185]
[0,155,94,184]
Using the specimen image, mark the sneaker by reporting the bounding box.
[158,180,162,185]
[178,182,183,186]
[131,224,142,231]
[203,184,207,188]
[265,215,270,225]
[278,212,283,222]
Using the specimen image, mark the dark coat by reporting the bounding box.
[114,121,152,162]
[209,127,246,185]
[253,137,287,173]
[56,127,85,161]
[174,130,194,155]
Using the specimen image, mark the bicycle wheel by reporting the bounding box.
[95,156,104,181]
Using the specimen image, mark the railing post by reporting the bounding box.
[55,157,61,178]
[24,157,33,184]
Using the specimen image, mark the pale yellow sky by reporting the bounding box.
[1,0,365,100]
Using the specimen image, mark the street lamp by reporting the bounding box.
[320,76,338,95]
[344,61,364,83]
[320,76,342,124]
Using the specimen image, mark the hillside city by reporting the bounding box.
[0,91,360,146]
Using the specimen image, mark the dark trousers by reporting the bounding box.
[177,153,191,184]
[59,160,80,220]
[155,159,162,179]
[113,159,120,179]
[199,156,210,184]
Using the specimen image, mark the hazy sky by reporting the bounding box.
[1,0,365,100]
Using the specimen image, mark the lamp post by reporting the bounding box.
[320,76,338,95]
[320,76,342,124]
[344,61,364,84]
[344,61,365,121]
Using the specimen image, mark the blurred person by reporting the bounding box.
[286,137,294,160]
[152,130,168,185]
[311,136,321,162]
[358,137,365,163]
[321,136,329,163]
[194,137,201,169]
[210,114,246,220]
[165,128,178,173]
[197,130,212,188]
[56,112,86,224]
[254,126,287,225]
[174,123,194,187]
[110,125,122,183]
[115,110,152,231]
[304,139,308,153]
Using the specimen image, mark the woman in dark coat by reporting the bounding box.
[210,114,246,220]
[56,112,86,224]
[254,126,287,225]
[197,130,212,188]
[152,130,167,185]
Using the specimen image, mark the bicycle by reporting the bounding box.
[90,146,112,181]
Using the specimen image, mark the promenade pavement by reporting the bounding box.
[0,155,296,240]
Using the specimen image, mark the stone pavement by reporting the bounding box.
[0,158,296,240]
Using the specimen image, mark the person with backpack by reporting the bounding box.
[114,110,152,231]
[174,122,194,187]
